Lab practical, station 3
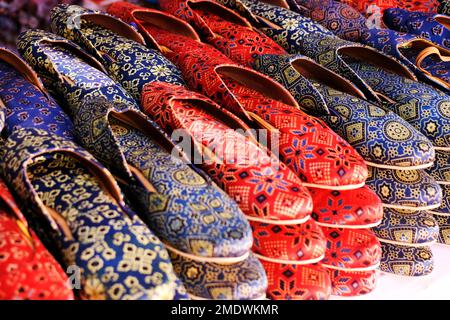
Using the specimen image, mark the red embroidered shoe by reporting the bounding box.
[321,228,381,271]
[141,82,313,224]
[327,269,378,296]
[250,219,326,264]
[0,180,74,300]
[108,5,368,190]
[309,186,383,228]
[261,260,332,300]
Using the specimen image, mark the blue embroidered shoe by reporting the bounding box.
[380,243,434,276]
[433,213,450,245]
[427,149,450,182]
[0,48,73,139]
[254,54,435,170]
[169,251,267,300]
[430,184,450,215]
[366,167,442,211]
[50,4,185,102]
[17,29,253,263]
[1,127,181,300]
[372,208,439,246]
[384,8,450,49]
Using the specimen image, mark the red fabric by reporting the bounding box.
[327,268,378,296]
[250,219,326,262]
[261,261,332,300]
[341,0,439,14]
[309,186,383,228]
[141,82,313,223]
[0,180,74,300]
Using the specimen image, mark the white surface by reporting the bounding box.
[332,245,450,300]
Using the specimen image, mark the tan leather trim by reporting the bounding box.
[290,57,367,99]
[188,0,252,27]
[415,46,450,89]
[81,13,145,45]
[435,14,450,31]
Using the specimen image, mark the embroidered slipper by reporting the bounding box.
[372,208,439,246]
[384,8,450,49]
[308,186,383,228]
[50,4,185,102]
[1,128,181,299]
[426,149,450,182]
[250,219,326,264]
[321,227,381,271]
[0,179,74,300]
[433,213,450,245]
[327,269,377,296]
[286,0,369,42]
[106,4,369,190]
[0,48,73,139]
[261,261,332,300]
[361,28,450,93]
[366,167,443,211]
[141,82,313,224]
[169,251,267,300]
[254,54,435,170]
[380,242,434,276]
[340,0,439,16]
[429,184,450,215]
[139,0,287,68]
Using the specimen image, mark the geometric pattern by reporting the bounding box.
[372,208,439,246]
[0,179,75,300]
[430,184,450,215]
[439,0,450,15]
[327,269,377,297]
[170,251,267,300]
[1,128,181,300]
[433,213,450,245]
[380,242,434,276]
[261,261,331,300]
[426,149,450,182]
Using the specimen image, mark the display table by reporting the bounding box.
[332,245,450,300]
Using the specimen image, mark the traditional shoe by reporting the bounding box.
[384,8,450,49]
[169,251,267,300]
[0,48,73,139]
[366,167,443,211]
[50,4,185,102]
[308,186,383,228]
[343,58,450,150]
[372,208,439,246]
[361,28,450,93]
[107,4,369,190]
[1,128,180,300]
[124,0,286,68]
[426,149,450,182]
[254,54,435,170]
[250,219,326,264]
[261,261,331,300]
[286,0,369,42]
[327,269,377,296]
[429,184,450,215]
[16,29,139,117]
[321,228,381,271]
[141,82,313,224]
[380,243,434,276]
[0,179,74,300]
[340,0,439,16]
[215,0,414,101]
[433,213,450,245]
[74,96,253,263]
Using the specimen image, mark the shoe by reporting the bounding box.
[149,0,287,68]
[433,213,450,245]
[327,269,377,296]
[384,8,450,49]
[427,149,450,181]
[380,242,434,276]
[261,261,332,300]
[0,179,74,300]
[107,3,369,190]
[372,208,439,246]
[366,167,442,211]
[169,251,267,300]
[0,47,73,139]
[309,186,383,228]
[321,228,381,271]
[430,184,450,215]
[254,54,435,170]
[250,219,326,264]
[50,4,185,102]
[1,127,181,300]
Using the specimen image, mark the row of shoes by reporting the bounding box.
[0,0,448,300]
